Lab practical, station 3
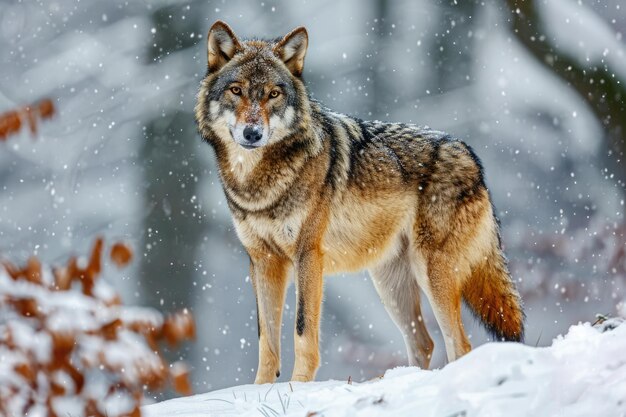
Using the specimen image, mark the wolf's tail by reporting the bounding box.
[462,248,525,342]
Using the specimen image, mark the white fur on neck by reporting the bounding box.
[225,140,263,181]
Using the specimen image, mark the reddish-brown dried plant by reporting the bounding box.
[0,98,56,141]
[0,238,195,417]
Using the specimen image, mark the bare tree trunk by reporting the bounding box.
[431,0,478,93]
[372,0,391,118]
[140,5,204,311]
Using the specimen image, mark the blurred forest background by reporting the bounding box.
[0,0,624,395]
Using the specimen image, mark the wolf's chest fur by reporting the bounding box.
[233,187,416,274]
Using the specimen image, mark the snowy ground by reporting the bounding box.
[143,320,626,417]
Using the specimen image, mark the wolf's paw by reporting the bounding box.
[290,373,314,383]
[254,375,276,384]
[254,369,279,384]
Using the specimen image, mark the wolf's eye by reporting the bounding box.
[269,90,281,99]
[230,86,242,95]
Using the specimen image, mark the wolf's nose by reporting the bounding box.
[243,126,262,143]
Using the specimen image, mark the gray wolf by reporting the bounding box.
[195,21,524,383]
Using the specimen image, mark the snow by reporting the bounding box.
[143,320,626,417]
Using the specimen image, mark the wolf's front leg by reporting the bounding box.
[250,251,289,384]
[292,247,324,382]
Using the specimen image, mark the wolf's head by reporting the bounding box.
[196,21,310,151]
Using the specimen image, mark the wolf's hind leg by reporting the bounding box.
[370,249,434,369]
[417,253,472,363]
[250,249,290,384]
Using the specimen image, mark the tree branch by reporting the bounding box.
[505,0,625,159]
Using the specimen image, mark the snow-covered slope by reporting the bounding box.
[143,320,626,417]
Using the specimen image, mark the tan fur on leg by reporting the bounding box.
[421,255,472,362]
[291,247,324,382]
[250,247,289,384]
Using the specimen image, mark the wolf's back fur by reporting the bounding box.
[196,21,524,383]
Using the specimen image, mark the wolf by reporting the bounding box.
[195,21,524,383]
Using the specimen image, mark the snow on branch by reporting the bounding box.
[506,0,626,155]
[0,238,195,417]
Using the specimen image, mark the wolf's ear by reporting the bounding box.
[207,21,242,72]
[274,27,308,77]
